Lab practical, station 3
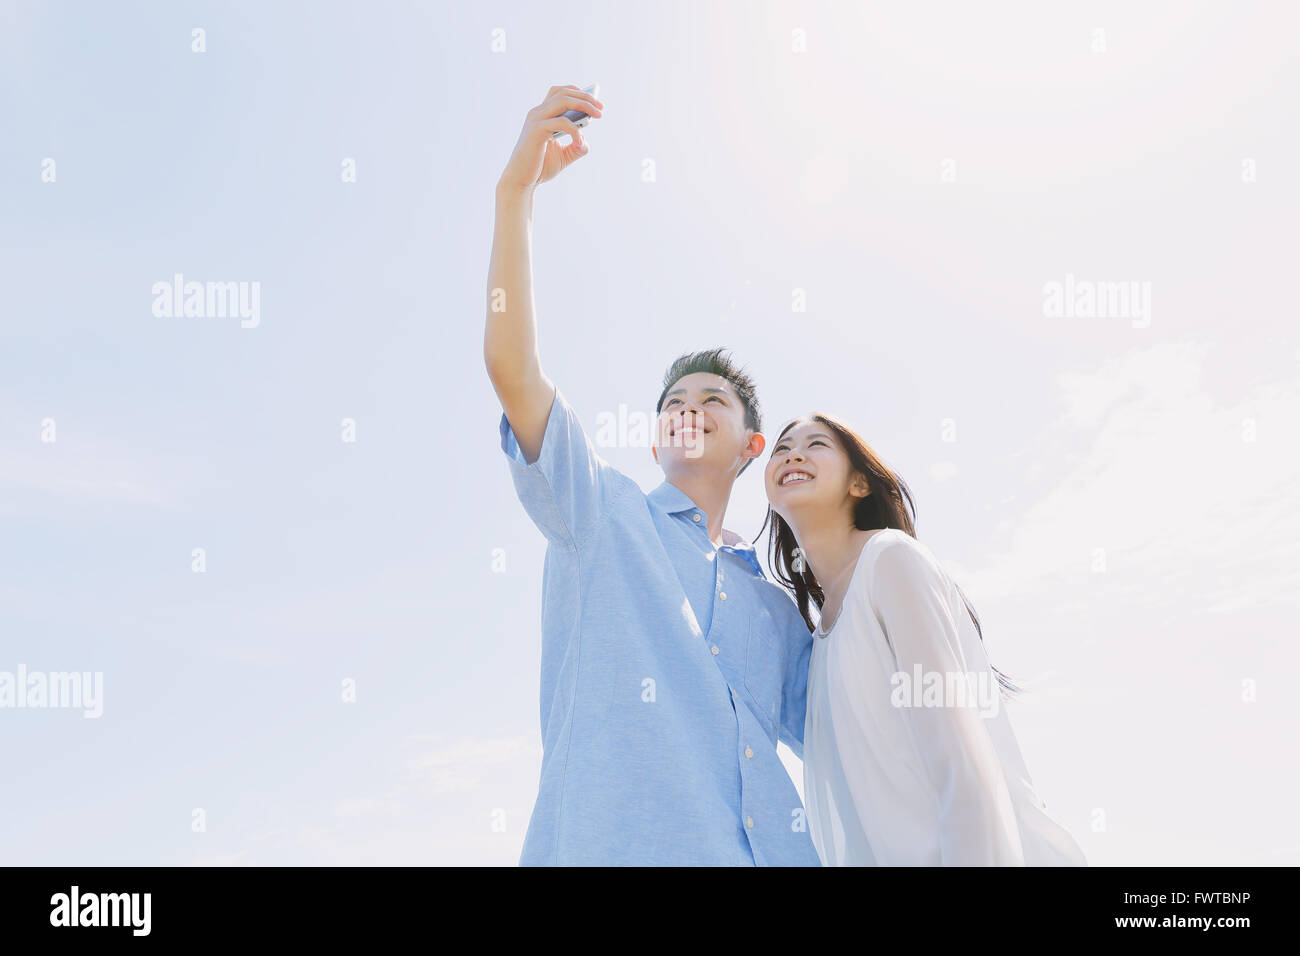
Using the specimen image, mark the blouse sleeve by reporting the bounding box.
[869,536,1025,865]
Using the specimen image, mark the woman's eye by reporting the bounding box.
[666,399,680,406]
[810,440,827,447]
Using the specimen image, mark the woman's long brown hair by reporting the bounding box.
[757,413,1022,698]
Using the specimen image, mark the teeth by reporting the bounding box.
[781,472,812,485]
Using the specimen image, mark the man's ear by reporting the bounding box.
[747,432,766,462]
[651,444,659,465]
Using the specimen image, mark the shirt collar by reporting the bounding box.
[647,481,700,516]
[647,482,767,580]
[721,532,767,580]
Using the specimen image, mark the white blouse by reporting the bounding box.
[803,529,1087,866]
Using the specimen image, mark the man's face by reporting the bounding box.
[652,372,761,474]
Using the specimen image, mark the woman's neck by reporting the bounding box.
[790,517,879,612]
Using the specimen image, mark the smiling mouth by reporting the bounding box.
[779,471,814,486]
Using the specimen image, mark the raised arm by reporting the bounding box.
[484,84,604,464]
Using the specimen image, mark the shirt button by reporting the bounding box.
[711,645,719,655]
[719,591,727,600]
[746,816,755,829]
[745,747,754,759]
[692,513,702,522]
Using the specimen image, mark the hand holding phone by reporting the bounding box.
[499,84,604,193]
[551,83,601,139]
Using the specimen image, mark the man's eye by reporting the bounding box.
[706,396,722,403]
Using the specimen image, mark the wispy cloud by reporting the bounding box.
[403,734,540,796]
[961,341,1300,613]
[0,416,193,513]
[189,733,543,866]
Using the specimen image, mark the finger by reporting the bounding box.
[571,87,604,108]
[559,129,588,162]
[541,117,584,142]
[562,84,601,106]
[541,95,603,120]
[539,92,604,118]
[540,84,587,108]
[554,83,596,99]
[532,85,573,115]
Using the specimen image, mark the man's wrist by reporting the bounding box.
[495,179,536,208]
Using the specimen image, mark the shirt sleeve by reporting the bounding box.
[777,610,813,760]
[869,536,1025,866]
[499,385,622,550]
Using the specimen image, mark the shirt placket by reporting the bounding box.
[720,556,763,861]
[686,508,763,861]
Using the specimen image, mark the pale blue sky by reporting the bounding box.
[2,0,1297,865]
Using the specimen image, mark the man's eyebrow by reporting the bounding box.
[665,387,730,398]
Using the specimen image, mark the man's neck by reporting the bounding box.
[667,472,735,548]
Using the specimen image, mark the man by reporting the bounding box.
[485,84,820,866]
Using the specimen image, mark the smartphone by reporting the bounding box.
[551,83,600,139]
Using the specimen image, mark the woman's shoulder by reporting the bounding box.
[861,529,949,587]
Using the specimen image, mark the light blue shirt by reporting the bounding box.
[500,387,822,866]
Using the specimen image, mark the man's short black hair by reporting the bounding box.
[656,348,762,475]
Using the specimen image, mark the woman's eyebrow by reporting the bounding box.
[776,431,832,444]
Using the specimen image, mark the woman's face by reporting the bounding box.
[764,418,866,522]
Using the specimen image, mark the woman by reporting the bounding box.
[762,413,1087,866]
